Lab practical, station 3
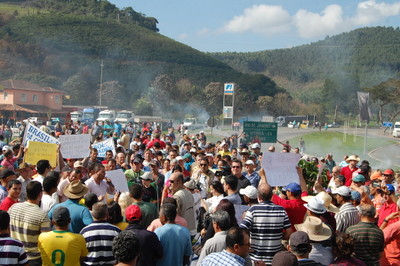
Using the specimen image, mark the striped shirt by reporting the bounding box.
[0,234,28,265]
[80,221,121,265]
[8,202,51,260]
[335,202,361,233]
[346,222,384,266]
[240,201,291,264]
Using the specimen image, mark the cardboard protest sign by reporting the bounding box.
[24,141,58,167]
[262,153,302,187]
[59,134,91,159]
[23,123,60,146]
[92,138,115,157]
[106,169,129,192]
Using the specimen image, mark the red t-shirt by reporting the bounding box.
[340,166,359,186]
[0,197,17,211]
[378,201,399,227]
[272,194,307,231]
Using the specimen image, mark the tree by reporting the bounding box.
[365,79,400,123]
[96,80,125,108]
[203,82,223,116]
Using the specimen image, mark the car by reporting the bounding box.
[327,122,339,128]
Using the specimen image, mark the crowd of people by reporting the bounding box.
[0,119,399,266]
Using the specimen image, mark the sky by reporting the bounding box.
[110,0,400,52]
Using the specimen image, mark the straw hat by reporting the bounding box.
[63,180,88,199]
[295,216,332,242]
[302,191,339,213]
[346,155,360,163]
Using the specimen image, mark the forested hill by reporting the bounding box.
[0,1,281,118]
[211,27,400,90]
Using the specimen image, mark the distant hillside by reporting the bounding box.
[0,5,281,119]
[211,27,400,89]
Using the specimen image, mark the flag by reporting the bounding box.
[357,92,372,123]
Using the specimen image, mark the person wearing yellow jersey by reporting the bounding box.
[38,206,88,266]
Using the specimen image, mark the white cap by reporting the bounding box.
[239,186,258,199]
[176,156,183,161]
[190,148,197,153]
[331,186,351,197]
[245,160,255,165]
[252,143,261,149]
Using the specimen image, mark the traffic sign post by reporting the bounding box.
[243,121,278,143]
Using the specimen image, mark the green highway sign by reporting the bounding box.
[243,121,278,143]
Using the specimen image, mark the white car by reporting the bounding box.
[393,122,400,137]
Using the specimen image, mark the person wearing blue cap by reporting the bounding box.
[271,168,308,232]
[377,184,399,227]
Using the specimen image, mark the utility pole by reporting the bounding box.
[99,60,104,109]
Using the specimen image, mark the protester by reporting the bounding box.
[8,181,51,265]
[112,230,140,266]
[38,206,88,266]
[0,210,29,266]
[155,203,192,266]
[80,202,121,265]
[124,204,164,266]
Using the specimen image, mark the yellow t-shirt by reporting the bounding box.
[38,230,88,266]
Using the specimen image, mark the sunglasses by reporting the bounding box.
[200,164,208,167]
[232,166,241,168]
[169,180,175,183]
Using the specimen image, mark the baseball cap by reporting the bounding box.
[283,183,302,194]
[2,146,10,152]
[140,172,153,181]
[383,169,395,176]
[387,184,395,192]
[289,231,310,252]
[73,160,83,168]
[53,206,70,223]
[251,143,261,149]
[272,251,299,266]
[245,160,254,166]
[0,169,16,180]
[351,191,361,201]
[352,174,365,183]
[239,186,258,199]
[182,153,191,160]
[125,205,142,222]
[332,186,351,197]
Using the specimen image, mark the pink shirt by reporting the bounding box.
[1,157,17,171]
[147,215,187,232]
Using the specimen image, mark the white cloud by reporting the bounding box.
[219,1,400,39]
[294,5,345,38]
[178,33,188,40]
[222,5,292,35]
[352,0,400,25]
[197,28,210,36]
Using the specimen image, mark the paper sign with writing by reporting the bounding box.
[262,153,301,186]
[25,141,58,167]
[92,138,115,157]
[106,169,129,193]
[23,123,60,146]
[59,134,91,159]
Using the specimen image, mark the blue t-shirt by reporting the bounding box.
[155,223,192,266]
[48,199,93,233]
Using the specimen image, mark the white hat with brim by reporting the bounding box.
[302,192,339,213]
[295,216,332,242]
[63,180,88,199]
[304,197,326,214]
[346,155,360,163]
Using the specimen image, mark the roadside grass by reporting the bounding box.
[289,131,397,166]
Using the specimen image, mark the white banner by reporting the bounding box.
[92,138,115,157]
[106,169,129,193]
[262,153,301,186]
[23,123,60,146]
[59,134,91,159]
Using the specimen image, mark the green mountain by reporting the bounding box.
[0,1,282,119]
[212,27,400,89]
[211,27,400,119]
